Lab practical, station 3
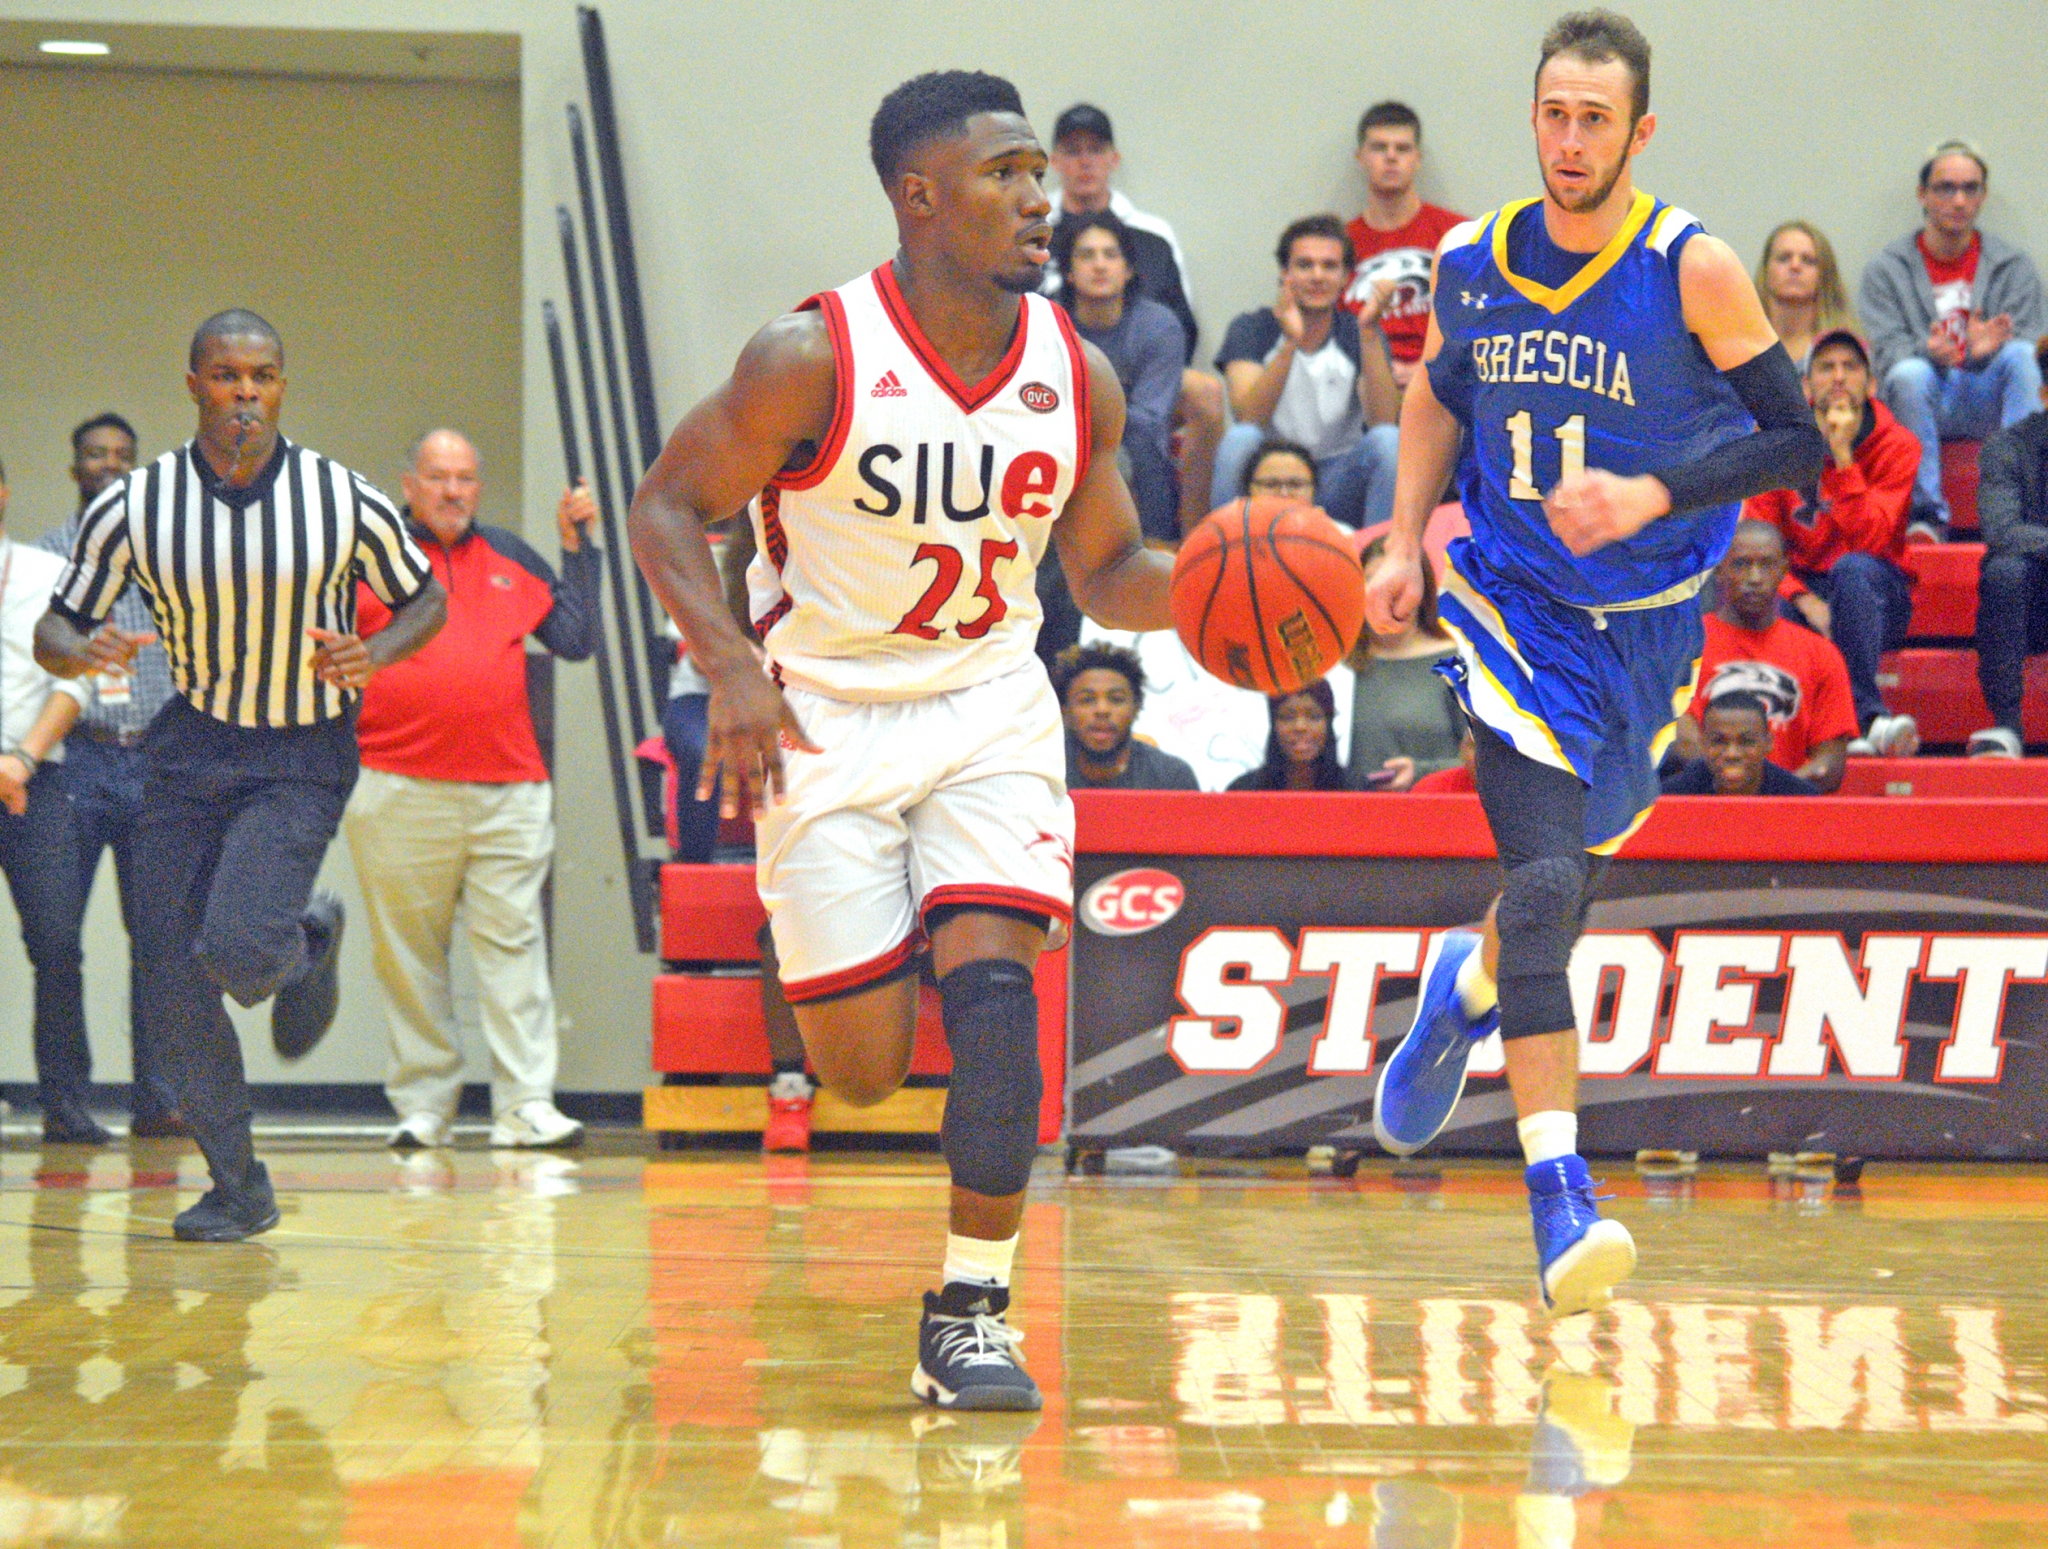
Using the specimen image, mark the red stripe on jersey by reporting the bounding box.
[759,485,790,571]
[780,932,921,1004]
[870,263,1031,414]
[1050,303,1093,493]
[770,290,854,492]
[919,883,1074,927]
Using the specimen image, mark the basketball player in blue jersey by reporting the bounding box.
[630,72,1174,1410]
[1364,11,1827,1316]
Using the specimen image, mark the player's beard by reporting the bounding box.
[1545,149,1629,216]
[996,261,1048,295]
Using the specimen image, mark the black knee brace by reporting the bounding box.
[938,959,1043,1197]
[1496,854,1589,1041]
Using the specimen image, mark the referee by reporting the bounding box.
[35,309,447,1241]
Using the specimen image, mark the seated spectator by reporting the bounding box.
[1661,694,1821,796]
[1043,104,1224,531]
[1052,642,1199,790]
[1054,212,1185,543]
[1744,327,1921,757]
[1411,729,1478,793]
[1240,437,1319,504]
[1346,535,1463,788]
[1861,140,2045,536]
[1971,334,2048,757]
[1227,679,1353,791]
[1342,101,1466,392]
[1213,215,1400,529]
[1674,520,1857,791]
[1753,219,1857,368]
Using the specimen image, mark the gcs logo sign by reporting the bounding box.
[1080,868,1185,937]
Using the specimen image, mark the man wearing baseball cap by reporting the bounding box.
[1744,327,1924,757]
[1860,140,2044,535]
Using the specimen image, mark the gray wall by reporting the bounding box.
[1,0,2043,1099]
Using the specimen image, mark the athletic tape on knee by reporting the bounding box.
[938,959,1043,1198]
[1496,855,1588,1042]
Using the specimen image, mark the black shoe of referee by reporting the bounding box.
[173,1160,281,1242]
[272,890,345,1061]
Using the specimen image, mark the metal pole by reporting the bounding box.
[543,300,656,955]
[576,5,663,470]
[568,102,668,697]
[555,204,655,773]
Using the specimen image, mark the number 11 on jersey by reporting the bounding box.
[1505,410,1586,501]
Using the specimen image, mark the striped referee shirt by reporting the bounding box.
[50,439,434,729]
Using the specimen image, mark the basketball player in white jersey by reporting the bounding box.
[630,71,1174,1410]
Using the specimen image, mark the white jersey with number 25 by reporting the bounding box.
[746,263,1092,702]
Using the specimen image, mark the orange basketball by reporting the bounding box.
[1171,497,1366,695]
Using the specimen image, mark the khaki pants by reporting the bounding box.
[344,769,558,1120]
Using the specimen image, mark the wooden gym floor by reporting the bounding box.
[0,1138,2042,1547]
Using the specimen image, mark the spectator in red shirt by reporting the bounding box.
[1673,520,1857,791]
[1342,101,1465,392]
[345,429,602,1153]
[1744,328,1922,756]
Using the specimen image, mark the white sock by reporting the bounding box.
[1518,1110,1578,1166]
[1455,947,1499,1017]
[942,1232,1018,1290]
[768,1070,813,1101]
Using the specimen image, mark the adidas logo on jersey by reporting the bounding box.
[871,370,908,398]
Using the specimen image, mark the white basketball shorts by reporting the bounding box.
[757,662,1074,1004]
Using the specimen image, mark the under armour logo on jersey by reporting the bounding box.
[871,370,908,398]
[1462,289,1491,310]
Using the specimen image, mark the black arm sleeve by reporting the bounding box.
[1653,344,1828,517]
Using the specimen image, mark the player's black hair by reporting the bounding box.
[1243,679,1346,791]
[1051,211,1141,312]
[1702,690,1771,730]
[1536,10,1652,126]
[1356,100,1422,147]
[869,70,1027,190]
[71,411,138,458]
[189,308,284,372]
[1275,214,1355,271]
[1050,641,1146,709]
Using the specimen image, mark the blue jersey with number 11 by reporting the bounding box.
[1428,192,1755,609]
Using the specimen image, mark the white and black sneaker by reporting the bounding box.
[1969,726,2024,759]
[911,1284,1041,1411]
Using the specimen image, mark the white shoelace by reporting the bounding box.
[929,1311,1026,1370]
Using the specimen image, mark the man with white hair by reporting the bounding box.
[344,429,602,1150]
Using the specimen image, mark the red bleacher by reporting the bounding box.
[1833,756,2048,798]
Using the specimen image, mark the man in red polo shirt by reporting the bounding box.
[1341,101,1465,391]
[1672,520,1857,790]
[346,429,601,1150]
[1744,327,1922,757]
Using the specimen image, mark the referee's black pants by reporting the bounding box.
[132,699,356,1191]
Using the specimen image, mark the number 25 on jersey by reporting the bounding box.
[1505,410,1586,501]
[892,538,1020,641]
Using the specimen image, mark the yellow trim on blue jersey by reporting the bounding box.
[1438,613,1574,773]
[1489,189,1658,315]
[1441,560,1536,680]
[1589,797,1658,856]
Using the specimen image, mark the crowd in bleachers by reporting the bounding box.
[1016,104,2048,789]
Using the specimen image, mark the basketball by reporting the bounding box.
[1171,497,1367,695]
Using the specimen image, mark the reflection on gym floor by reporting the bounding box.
[0,1143,2041,1546]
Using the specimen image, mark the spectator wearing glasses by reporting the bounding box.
[1239,438,1319,504]
[1861,141,2044,536]
[1753,220,1857,371]
[1214,215,1401,529]
[1969,334,2048,758]
[1342,101,1466,392]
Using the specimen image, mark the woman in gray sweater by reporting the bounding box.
[1346,535,1465,788]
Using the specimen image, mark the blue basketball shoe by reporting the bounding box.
[1373,932,1499,1156]
[1527,1155,1636,1316]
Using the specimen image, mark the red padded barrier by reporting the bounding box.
[660,864,767,962]
[653,973,952,1075]
[1941,439,1982,533]
[1835,757,2048,798]
[1878,650,2048,743]
[1903,542,1982,638]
